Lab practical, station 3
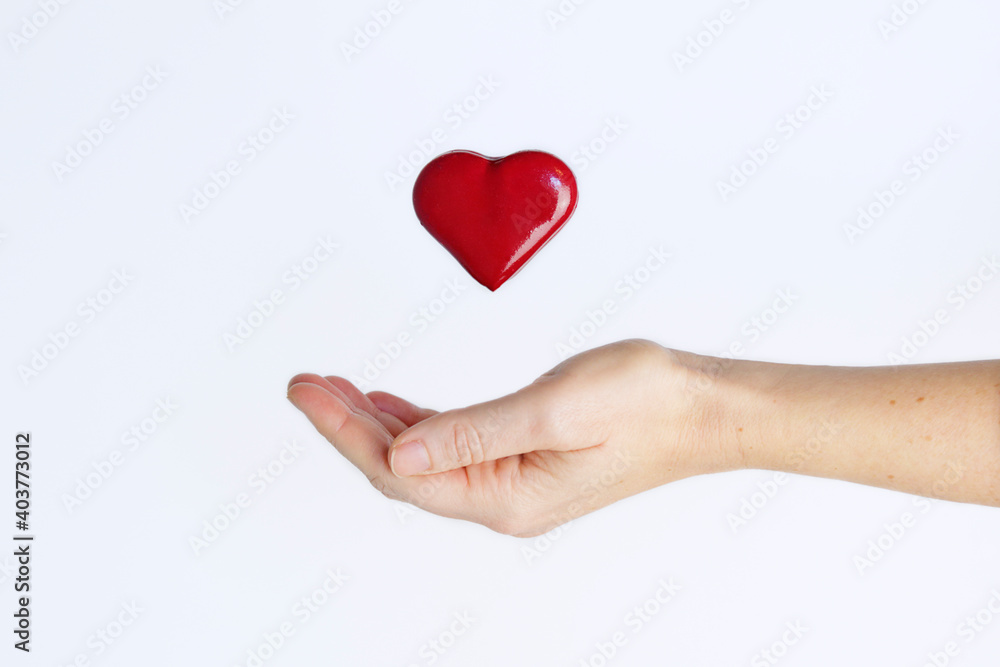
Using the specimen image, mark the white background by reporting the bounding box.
[2,0,1000,665]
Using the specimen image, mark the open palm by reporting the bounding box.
[288,341,712,536]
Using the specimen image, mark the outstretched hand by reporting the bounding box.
[287,340,739,537]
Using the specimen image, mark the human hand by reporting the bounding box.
[287,340,745,537]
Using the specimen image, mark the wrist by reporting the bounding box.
[670,350,798,474]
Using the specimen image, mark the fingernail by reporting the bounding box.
[287,382,311,411]
[390,441,430,477]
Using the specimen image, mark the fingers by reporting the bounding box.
[324,376,408,437]
[368,390,438,427]
[287,380,391,477]
[387,385,568,477]
[289,373,407,437]
[287,378,472,515]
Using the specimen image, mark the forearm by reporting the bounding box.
[696,354,1000,506]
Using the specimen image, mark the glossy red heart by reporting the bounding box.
[412,150,579,291]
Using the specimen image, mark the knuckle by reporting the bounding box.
[618,338,670,374]
[447,421,488,468]
[522,386,576,450]
[532,399,565,445]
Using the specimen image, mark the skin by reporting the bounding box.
[287,339,1000,538]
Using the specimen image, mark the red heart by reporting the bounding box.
[412,150,579,291]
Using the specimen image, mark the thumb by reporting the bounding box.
[387,386,563,476]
